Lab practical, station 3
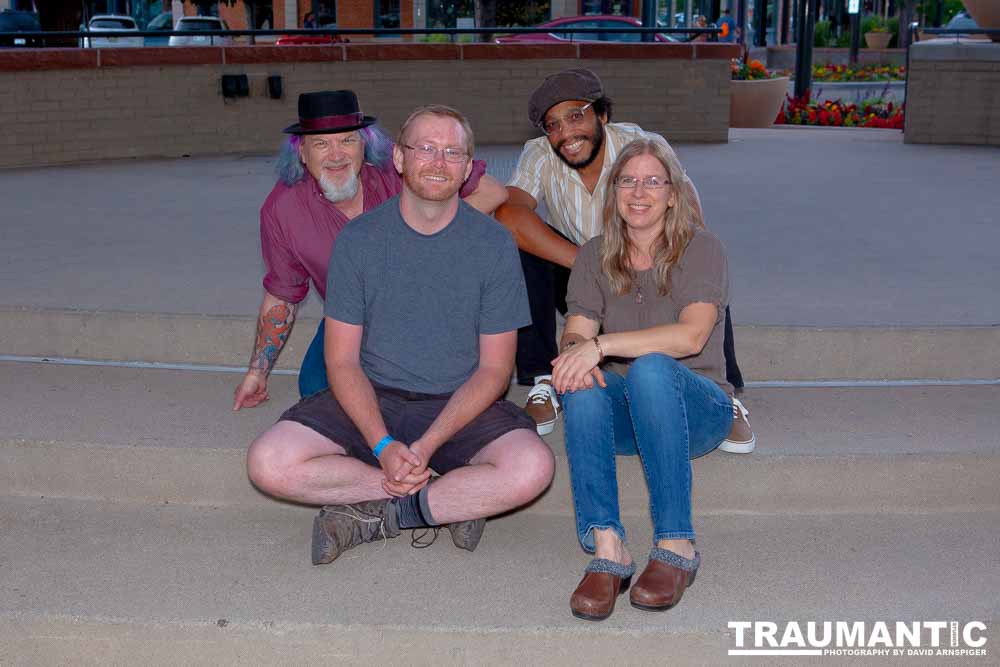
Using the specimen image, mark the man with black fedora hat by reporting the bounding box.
[495,68,754,453]
[233,90,507,413]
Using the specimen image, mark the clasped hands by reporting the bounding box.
[378,440,432,497]
[551,338,607,395]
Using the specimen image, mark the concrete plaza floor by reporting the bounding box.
[1,128,997,327]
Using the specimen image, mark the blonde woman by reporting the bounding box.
[552,139,733,621]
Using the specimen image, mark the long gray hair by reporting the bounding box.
[275,124,394,186]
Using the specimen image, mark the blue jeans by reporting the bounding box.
[298,320,329,398]
[561,353,732,551]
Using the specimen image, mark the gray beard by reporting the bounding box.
[318,171,360,203]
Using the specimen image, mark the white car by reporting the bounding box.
[81,15,143,48]
[168,16,233,46]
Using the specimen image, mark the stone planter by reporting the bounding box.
[963,0,1000,42]
[864,31,892,49]
[730,76,790,128]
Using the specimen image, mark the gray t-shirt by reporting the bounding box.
[566,228,732,395]
[325,196,530,394]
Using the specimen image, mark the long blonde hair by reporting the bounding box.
[600,139,703,296]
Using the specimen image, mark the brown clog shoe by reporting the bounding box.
[570,558,637,621]
[629,548,700,612]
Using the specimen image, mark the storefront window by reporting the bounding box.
[425,0,472,29]
[581,0,632,16]
[312,1,336,26]
[375,0,401,29]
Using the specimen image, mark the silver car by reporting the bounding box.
[168,16,234,46]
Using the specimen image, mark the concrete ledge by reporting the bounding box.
[737,324,1000,381]
[0,614,730,666]
[0,498,996,664]
[909,39,1000,62]
[5,439,998,516]
[4,308,998,381]
[904,42,1000,146]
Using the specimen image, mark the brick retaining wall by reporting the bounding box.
[0,43,739,168]
[905,41,1000,146]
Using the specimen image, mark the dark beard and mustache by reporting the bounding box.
[553,120,605,170]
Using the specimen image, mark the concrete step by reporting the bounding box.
[4,306,1000,381]
[3,361,999,516]
[1,495,997,665]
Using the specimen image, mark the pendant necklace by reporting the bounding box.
[635,282,643,304]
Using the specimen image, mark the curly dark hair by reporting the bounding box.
[592,96,614,122]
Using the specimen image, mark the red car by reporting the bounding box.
[495,15,679,44]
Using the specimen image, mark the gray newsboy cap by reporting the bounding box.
[528,68,604,128]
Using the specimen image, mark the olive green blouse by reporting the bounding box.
[565,228,732,396]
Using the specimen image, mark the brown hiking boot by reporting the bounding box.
[311,500,401,565]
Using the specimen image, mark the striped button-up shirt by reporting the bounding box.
[507,123,677,246]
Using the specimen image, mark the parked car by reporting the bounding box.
[495,15,679,44]
[0,9,41,48]
[168,16,233,46]
[143,12,174,46]
[81,15,143,48]
[945,10,979,30]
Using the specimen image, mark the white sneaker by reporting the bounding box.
[524,375,559,436]
[719,396,756,454]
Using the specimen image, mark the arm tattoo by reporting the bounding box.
[249,302,296,374]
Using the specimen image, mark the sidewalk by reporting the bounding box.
[1,129,997,327]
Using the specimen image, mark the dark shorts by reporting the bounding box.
[279,383,537,475]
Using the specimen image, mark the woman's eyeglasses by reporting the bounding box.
[614,176,671,189]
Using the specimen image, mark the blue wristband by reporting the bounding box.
[373,435,394,459]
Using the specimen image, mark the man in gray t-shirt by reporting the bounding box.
[246,105,555,567]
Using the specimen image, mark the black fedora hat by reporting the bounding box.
[283,90,377,135]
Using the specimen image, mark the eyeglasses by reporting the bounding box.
[402,144,468,163]
[539,103,593,135]
[615,175,671,189]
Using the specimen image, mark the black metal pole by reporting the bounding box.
[781,0,791,43]
[737,0,747,44]
[932,0,943,27]
[849,9,860,64]
[754,0,767,46]
[794,0,817,98]
[642,0,658,42]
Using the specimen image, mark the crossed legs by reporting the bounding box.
[247,421,554,523]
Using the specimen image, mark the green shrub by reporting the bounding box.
[835,30,851,48]
[814,19,832,47]
[862,15,886,34]
[886,16,899,48]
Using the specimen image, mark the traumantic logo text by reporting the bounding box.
[727,621,989,657]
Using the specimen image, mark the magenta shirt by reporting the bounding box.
[260,159,485,303]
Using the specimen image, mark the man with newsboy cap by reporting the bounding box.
[232,90,507,411]
[495,68,754,453]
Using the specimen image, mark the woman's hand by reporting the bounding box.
[552,339,607,394]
